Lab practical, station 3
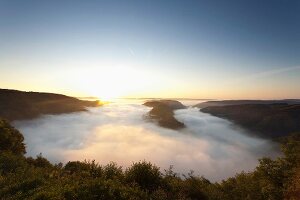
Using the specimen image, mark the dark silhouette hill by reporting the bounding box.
[201,103,300,138]
[0,89,101,121]
[195,99,300,108]
[143,100,186,130]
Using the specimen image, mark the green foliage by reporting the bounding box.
[217,132,300,200]
[254,158,285,199]
[27,153,53,169]
[285,166,300,200]
[125,161,162,192]
[64,160,103,178]
[182,172,210,200]
[0,119,26,154]
[0,151,28,174]
[281,133,300,167]
[103,162,123,180]
[219,172,263,200]
[0,121,299,199]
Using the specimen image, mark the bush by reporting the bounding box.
[64,160,102,178]
[102,162,123,180]
[27,153,53,169]
[69,179,147,200]
[0,151,28,174]
[182,172,209,200]
[125,161,162,192]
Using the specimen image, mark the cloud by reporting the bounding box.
[13,101,280,182]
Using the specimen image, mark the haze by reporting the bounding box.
[13,100,280,182]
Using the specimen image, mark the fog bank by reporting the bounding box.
[14,100,280,182]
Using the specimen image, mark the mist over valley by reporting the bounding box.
[13,99,280,182]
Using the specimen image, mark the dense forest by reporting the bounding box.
[201,103,300,138]
[0,118,299,200]
[143,100,186,130]
[0,89,100,121]
[195,100,300,108]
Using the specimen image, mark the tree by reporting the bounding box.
[125,161,162,192]
[0,119,26,154]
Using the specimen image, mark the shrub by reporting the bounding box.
[102,162,123,180]
[125,161,162,192]
[0,151,28,174]
[64,160,102,178]
[27,153,53,169]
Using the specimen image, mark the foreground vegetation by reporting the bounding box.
[0,119,299,199]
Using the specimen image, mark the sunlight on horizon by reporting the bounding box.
[0,1,299,99]
[79,66,153,100]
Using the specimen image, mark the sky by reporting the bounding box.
[0,0,299,99]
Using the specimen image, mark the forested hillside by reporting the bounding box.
[143,100,186,130]
[201,103,300,138]
[0,89,100,121]
[195,100,300,108]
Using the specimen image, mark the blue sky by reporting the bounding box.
[0,0,299,99]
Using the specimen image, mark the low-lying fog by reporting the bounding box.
[13,100,280,182]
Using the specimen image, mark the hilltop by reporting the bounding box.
[143,100,186,130]
[201,103,300,138]
[0,89,101,121]
[195,99,300,108]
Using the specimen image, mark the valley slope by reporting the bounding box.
[201,103,300,138]
[0,89,101,121]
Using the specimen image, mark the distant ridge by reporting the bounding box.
[194,99,300,108]
[119,97,214,101]
[0,89,101,121]
[201,103,300,138]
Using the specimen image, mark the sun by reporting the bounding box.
[94,91,120,101]
[71,65,159,101]
[89,81,130,101]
